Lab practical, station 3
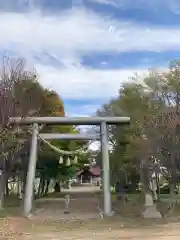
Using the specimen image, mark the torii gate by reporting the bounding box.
[9,116,130,217]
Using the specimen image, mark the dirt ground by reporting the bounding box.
[1,185,180,239]
[1,217,180,240]
[35,223,180,240]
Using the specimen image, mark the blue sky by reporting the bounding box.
[1,0,180,117]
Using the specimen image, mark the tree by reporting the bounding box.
[35,91,89,196]
[0,57,48,208]
[36,114,88,196]
[96,60,180,212]
[0,56,90,211]
[0,57,73,203]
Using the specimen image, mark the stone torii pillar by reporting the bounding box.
[24,123,39,216]
[100,121,112,216]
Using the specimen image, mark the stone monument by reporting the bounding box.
[142,193,162,219]
[64,194,70,214]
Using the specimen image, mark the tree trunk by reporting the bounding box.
[44,179,50,195]
[170,125,177,200]
[155,173,160,199]
[17,176,21,197]
[41,177,46,196]
[0,158,7,209]
[170,177,176,199]
[0,172,6,209]
[140,159,150,196]
[21,167,28,206]
[169,153,176,201]
[54,182,61,193]
[38,175,43,197]
[5,175,9,197]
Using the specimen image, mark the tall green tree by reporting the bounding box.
[0,56,88,204]
[97,60,180,198]
[0,57,49,207]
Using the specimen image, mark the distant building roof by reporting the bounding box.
[76,165,101,177]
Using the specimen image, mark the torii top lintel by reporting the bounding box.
[9,116,130,125]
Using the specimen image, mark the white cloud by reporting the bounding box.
[88,0,119,7]
[2,9,180,54]
[168,0,180,14]
[37,64,146,99]
[0,6,180,110]
[89,141,100,151]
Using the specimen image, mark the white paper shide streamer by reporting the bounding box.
[66,157,71,166]
[59,156,64,164]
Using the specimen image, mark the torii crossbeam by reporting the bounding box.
[9,116,130,217]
